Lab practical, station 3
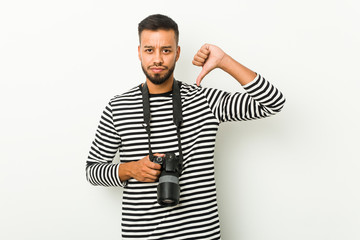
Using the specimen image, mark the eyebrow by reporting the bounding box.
[143,45,173,49]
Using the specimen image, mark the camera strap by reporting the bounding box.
[141,80,183,163]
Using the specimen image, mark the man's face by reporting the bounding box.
[138,29,180,85]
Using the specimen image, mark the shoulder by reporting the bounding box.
[178,80,230,102]
[178,81,204,97]
[108,85,143,107]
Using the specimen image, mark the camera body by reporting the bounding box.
[151,153,182,206]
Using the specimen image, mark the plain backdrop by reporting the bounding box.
[1,0,359,239]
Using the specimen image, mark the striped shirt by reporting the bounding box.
[86,74,285,239]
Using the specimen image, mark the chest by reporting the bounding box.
[112,94,219,157]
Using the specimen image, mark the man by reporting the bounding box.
[86,14,285,239]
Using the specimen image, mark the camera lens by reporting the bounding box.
[152,153,182,207]
[157,181,180,206]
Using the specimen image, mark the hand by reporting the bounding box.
[192,44,227,86]
[129,154,163,182]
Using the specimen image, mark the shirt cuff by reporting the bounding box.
[115,163,128,187]
[242,73,261,89]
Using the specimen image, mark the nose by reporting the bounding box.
[153,50,163,66]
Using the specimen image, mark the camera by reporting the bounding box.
[151,153,182,206]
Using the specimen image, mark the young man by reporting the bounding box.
[86,14,285,239]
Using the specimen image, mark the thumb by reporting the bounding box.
[196,67,210,86]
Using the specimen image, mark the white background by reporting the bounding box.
[1,0,359,239]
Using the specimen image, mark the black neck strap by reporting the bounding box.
[141,80,183,162]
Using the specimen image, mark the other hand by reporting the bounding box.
[130,154,163,182]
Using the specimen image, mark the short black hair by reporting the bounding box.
[138,14,179,45]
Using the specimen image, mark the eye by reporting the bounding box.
[163,49,171,54]
[145,49,153,53]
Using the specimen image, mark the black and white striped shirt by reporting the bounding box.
[86,74,285,239]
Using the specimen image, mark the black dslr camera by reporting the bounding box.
[151,153,182,206]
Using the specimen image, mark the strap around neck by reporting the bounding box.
[141,80,183,161]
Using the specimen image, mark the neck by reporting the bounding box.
[146,76,174,94]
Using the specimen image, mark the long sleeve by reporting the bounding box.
[202,74,285,123]
[86,100,127,187]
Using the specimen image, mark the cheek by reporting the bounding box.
[140,55,150,65]
[167,54,177,64]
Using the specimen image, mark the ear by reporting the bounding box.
[138,45,141,61]
[175,46,181,62]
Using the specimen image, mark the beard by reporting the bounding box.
[141,63,176,85]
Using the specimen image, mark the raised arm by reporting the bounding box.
[193,44,285,122]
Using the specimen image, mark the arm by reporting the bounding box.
[86,100,162,186]
[86,101,125,187]
[201,74,285,122]
[193,44,285,122]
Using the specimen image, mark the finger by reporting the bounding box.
[153,153,165,157]
[134,171,157,182]
[147,153,164,169]
[194,47,209,65]
[147,161,162,170]
[199,44,210,55]
[192,59,204,66]
[136,168,160,182]
[196,67,211,86]
[193,55,206,64]
[154,169,161,176]
[145,171,160,180]
[195,50,208,60]
[140,177,157,182]
[147,167,161,176]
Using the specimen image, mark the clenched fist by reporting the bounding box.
[192,44,227,86]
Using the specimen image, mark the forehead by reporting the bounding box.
[140,29,176,47]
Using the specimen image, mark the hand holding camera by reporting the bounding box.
[127,154,164,182]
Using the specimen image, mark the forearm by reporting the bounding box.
[86,161,127,187]
[219,54,257,86]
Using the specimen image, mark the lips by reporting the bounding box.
[150,67,167,73]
